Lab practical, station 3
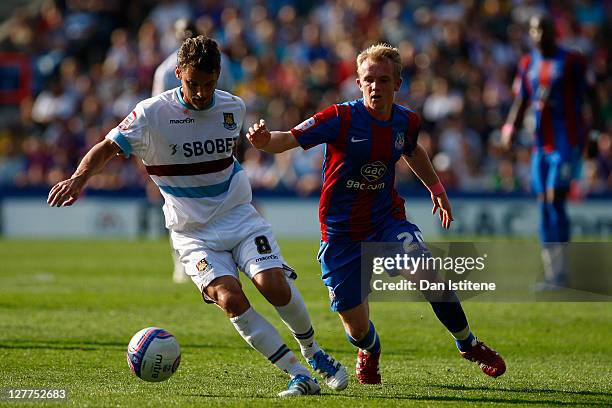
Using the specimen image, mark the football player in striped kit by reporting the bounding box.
[502,15,606,290]
[47,35,347,397]
[248,43,506,384]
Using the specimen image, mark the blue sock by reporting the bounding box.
[539,200,552,243]
[346,321,381,354]
[548,200,570,242]
[429,291,469,334]
[455,332,477,352]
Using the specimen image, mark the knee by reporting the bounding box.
[206,279,250,317]
[253,268,291,307]
[217,290,250,317]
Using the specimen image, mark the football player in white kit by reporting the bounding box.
[47,35,347,396]
[152,18,235,284]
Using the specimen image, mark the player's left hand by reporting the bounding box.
[431,192,453,229]
[247,119,271,149]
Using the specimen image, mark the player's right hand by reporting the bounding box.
[47,176,86,207]
[247,119,271,149]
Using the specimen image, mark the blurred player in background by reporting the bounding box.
[152,18,235,283]
[48,35,347,397]
[501,15,606,290]
[248,43,505,384]
[153,18,235,96]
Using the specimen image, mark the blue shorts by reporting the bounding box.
[531,148,581,195]
[317,217,427,312]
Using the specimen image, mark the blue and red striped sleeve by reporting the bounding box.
[512,54,532,100]
[290,105,342,150]
[403,110,421,156]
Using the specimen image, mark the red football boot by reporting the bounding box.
[356,349,381,384]
[460,341,506,377]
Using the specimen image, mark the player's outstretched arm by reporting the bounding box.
[247,119,299,153]
[403,143,453,229]
[500,94,528,151]
[47,138,121,207]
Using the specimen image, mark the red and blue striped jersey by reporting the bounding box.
[291,99,421,242]
[513,47,593,156]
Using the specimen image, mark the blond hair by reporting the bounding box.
[356,43,402,79]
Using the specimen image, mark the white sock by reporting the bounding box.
[274,279,321,359]
[451,325,472,341]
[541,244,555,283]
[230,306,310,377]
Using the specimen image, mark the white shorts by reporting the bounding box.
[170,203,295,301]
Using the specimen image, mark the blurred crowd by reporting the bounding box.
[0,0,610,198]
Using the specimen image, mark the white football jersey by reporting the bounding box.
[105,88,251,232]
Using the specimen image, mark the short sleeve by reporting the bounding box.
[403,110,421,157]
[290,105,342,150]
[236,96,247,131]
[105,103,148,159]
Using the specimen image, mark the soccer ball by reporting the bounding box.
[126,327,181,382]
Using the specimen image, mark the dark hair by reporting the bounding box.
[177,35,221,74]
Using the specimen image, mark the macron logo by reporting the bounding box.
[169,118,195,124]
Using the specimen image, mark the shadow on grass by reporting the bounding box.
[336,393,606,406]
[182,391,607,406]
[182,383,611,406]
[432,384,612,399]
[185,394,277,400]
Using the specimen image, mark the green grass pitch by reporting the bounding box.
[1,239,611,407]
